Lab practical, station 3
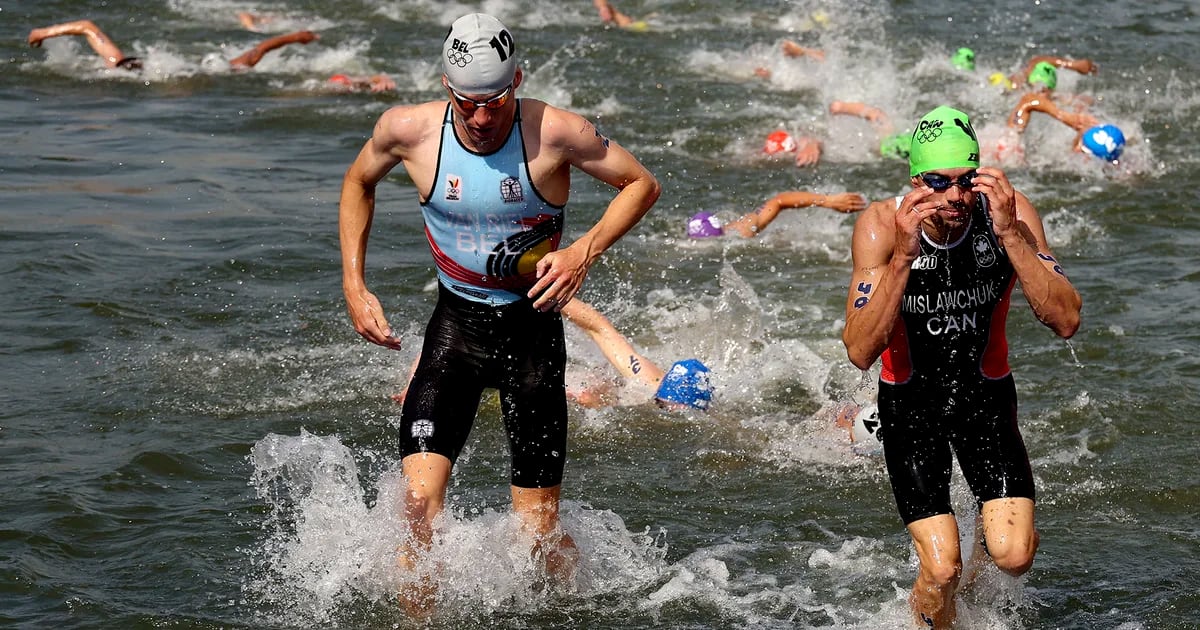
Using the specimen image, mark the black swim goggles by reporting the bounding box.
[919,170,977,192]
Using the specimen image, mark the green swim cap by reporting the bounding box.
[951,47,975,71]
[880,132,912,160]
[908,106,980,176]
[1028,61,1057,90]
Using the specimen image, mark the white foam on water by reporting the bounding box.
[167,0,336,31]
[245,429,674,625]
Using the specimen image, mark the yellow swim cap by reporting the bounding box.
[989,72,1016,90]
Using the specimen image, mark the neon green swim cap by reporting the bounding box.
[1028,61,1057,90]
[908,106,980,176]
[951,47,975,71]
[880,132,912,160]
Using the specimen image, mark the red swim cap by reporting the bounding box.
[328,74,352,86]
[764,130,797,154]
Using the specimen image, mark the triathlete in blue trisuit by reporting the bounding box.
[842,106,1081,629]
[338,12,659,612]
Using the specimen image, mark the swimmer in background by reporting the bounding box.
[685,190,867,238]
[26,20,143,70]
[593,0,649,30]
[232,12,395,93]
[950,47,975,72]
[327,73,397,93]
[238,11,278,32]
[561,300,712,410]
[27,19,319,71]
[1004,62,1126,161]
[959,49,1095,91]
[564,299,882,452]
[833,400,883,454]
[762,130,824,167]
[754,8,831,79]
[1008,95,1126,162]
[227,30,319,70]
[828,100,913,161]
[754,40,825,79]
[1008,54,1097,90]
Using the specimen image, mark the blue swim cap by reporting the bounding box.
[1081,124,1125,161]
[655,359,712,410]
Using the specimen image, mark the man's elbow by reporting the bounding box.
[1044,295,1082,339]
[642,174,663,207]
[842,334,877,371]
[848,355,874,371]
[1051,311,1081,339]
[341,167,375,194]
[847,348,876,371]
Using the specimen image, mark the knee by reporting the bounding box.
[403,485,443,524]
[988,531,1039,576]
[918,557,963,590]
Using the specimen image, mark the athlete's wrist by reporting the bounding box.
[994,228,1026,250]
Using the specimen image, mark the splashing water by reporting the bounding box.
[243,430,674,626]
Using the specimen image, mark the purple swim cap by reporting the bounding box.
[687,212,724,238]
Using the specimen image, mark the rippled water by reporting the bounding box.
[3,0,1199,628]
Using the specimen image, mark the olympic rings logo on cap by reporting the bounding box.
[915,119,944,144]
[446,49,473,67]
[915,128,942,144]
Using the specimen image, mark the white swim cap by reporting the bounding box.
[851,404,881,444]
[442,14,517,94]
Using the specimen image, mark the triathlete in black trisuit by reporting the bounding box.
[843,106,1081,629]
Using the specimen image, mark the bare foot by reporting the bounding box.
[536,531,580,591]
[396,545,437,618]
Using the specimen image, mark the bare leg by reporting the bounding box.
[511,484,579,586]
[979,498,1038,577]
[960,498,1038,600]
[907,514,964,629]
[397,452,452,617]
[958,514,989,593]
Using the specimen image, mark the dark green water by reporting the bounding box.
[3,0,1198,628]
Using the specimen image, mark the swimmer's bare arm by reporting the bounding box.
[561,300,664,387]
[829,101,894,135]
[28,20,126,68]
[526,103,661,311]
[1008,93,1097,135]
[725,191,867,238]
[229,30,318,69]
[793,136,822,167]
[1021,55,1098,78]
[1007,92,1059,131]
[842,189,937,369]
[782,40,825,60]
[339,103,441,349]
[973,171,1081,338]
